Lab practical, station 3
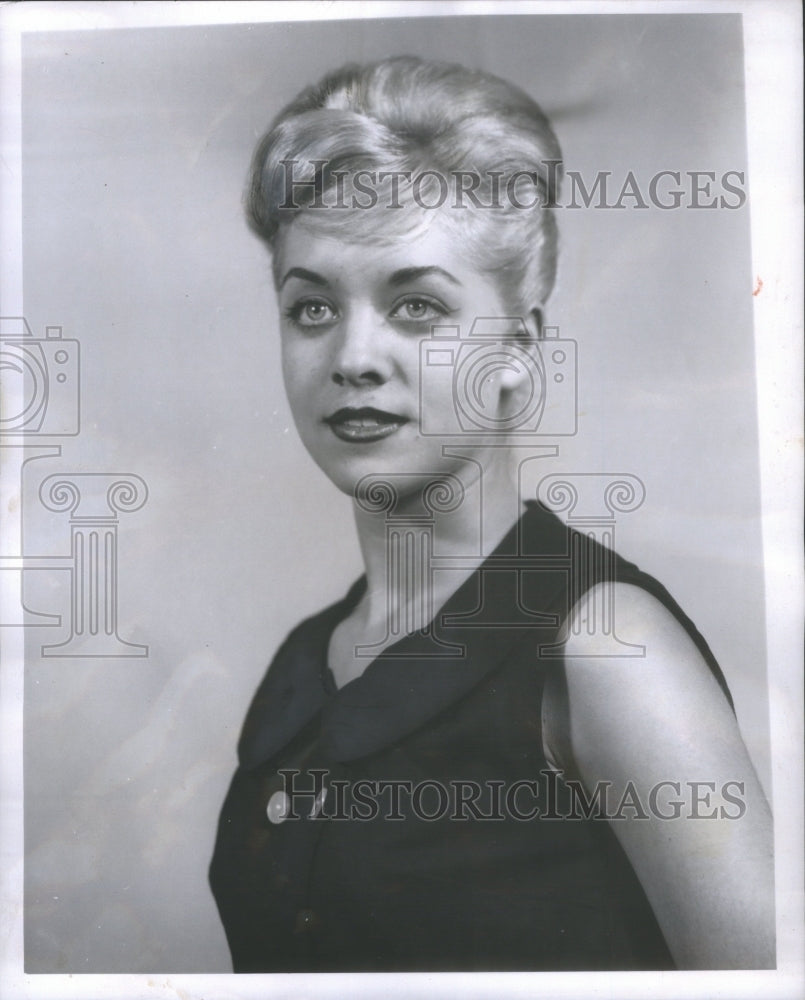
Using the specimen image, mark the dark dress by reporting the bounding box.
[209,501,731,971]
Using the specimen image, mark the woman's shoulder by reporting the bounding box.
[548,580,737,780]
[534,501,735,783]
[524,500,732,708]
[562,579,724,688]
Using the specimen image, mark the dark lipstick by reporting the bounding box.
[324,406,409,443]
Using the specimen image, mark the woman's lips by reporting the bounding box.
[324,406,409,443]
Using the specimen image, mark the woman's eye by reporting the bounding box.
[286,299,337,327]
[390,297,450,323]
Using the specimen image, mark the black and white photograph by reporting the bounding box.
[0,2,802,998]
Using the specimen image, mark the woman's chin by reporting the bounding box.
[311,452,463,503]
[300,422,516,505]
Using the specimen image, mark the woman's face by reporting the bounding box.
[275,211,536,498]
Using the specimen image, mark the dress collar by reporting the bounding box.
[239,502,569,767]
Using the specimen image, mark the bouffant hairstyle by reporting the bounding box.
[248,57,563,317]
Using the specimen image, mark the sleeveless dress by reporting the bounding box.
[209,502,732,971]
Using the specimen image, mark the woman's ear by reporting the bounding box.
[529,307,544,341]
[496,307,545,393]
[510,306,544,344]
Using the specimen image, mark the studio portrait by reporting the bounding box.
[3,3,801,995]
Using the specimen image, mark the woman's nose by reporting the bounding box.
[330,312,392,387]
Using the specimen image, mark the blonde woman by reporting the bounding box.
[210,57,774,972]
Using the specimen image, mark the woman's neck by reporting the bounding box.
[350,450,525,634]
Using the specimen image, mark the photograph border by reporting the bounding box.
[1,2,802,998]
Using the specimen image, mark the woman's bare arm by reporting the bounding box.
[543,582,775,969]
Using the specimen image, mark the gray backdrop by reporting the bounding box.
[19,13,765,972]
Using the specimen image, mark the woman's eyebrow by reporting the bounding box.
[388,266,462,287]
[279,267,329,289]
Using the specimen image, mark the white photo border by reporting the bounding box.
[1,2,802,998]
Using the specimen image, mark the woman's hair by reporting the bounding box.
[248,56,564,314]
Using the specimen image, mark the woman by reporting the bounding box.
[209,56,774,972]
